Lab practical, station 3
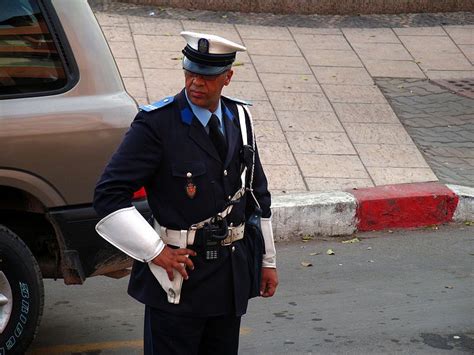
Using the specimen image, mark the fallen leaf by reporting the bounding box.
[222,15,228,18]
[233,62,244,67]
[301,261,313,267]
[464,221,474,226]
[342,237,360,244]
[326,249,335,255]
[309,252,320,256]
[302,235,314,242]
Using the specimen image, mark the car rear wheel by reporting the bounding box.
[0,225,44,354]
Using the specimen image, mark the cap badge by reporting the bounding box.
[198,38,209,54]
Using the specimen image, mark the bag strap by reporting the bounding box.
[236,104,248,190]
[237,104,260,209]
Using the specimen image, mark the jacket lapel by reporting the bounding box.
[176,90,221,163]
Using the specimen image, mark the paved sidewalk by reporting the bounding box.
[377,78,474,187]
[93,10,473,194]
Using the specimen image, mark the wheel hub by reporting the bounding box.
[0,271,13,334]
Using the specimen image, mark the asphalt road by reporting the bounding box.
[28,224,473,354]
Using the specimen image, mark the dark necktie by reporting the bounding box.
[208,114,227,162]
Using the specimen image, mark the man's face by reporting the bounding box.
[184,69,233,112]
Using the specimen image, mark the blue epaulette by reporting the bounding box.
[139,96,175,112]
[222,95,252,106]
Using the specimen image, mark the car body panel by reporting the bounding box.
[0,0,149,283]
[0,0,138,206]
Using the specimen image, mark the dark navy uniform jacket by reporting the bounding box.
[94,89,271,317]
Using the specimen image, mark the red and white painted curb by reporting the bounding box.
[271,182,474,241]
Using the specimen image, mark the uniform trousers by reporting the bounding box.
[144,305,241,355]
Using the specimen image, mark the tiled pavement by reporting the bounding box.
[377,78,474,188]
[94,11,473,194]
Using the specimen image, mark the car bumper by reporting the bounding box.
[48,199,152,284]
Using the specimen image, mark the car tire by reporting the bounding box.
[0,225,44,354]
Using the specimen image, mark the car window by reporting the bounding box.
[0,0,67,96]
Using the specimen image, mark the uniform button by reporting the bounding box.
[228,195,232,200]
[223,170,228,176]
[232,246,236,252]
[186,172,192,178]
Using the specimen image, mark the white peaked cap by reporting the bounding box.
[181,31,247,54]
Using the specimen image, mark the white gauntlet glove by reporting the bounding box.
[95,206,165,262]
[261,217,276,268]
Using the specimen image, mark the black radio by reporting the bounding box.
[200,216,229,261]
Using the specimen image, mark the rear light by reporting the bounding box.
[133,187,146,200]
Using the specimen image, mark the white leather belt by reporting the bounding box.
[153,187,246,248]
[155,221,245,247]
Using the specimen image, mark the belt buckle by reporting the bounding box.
[221,228,233,246]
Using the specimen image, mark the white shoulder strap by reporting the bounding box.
[237,104,260,209]
[236,104,248,189]
[237,104,248,146]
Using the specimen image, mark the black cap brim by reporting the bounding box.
[182,57,231,75]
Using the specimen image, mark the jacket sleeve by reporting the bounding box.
[94,111,162,218]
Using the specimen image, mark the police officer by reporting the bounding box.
[94,31,278,355]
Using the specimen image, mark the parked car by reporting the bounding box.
[0,0,150,352]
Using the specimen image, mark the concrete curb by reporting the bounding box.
[272,182,474,242]
[447,184,474,222]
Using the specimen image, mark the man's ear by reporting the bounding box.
[224,70,233,86]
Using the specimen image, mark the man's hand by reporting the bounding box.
[260,267,278,297]
[151,246,197,281]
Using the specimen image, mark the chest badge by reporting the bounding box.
[185,172,197,199]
